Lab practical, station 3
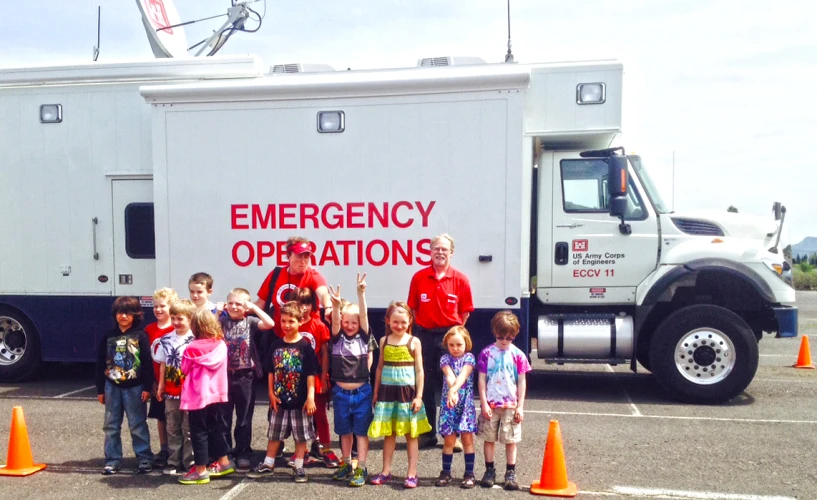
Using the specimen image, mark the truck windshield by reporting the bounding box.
[629,155,670,214]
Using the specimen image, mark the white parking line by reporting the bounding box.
[525,409,817,425]
[220,480,249,500]
[754,378,816,383]
[606,364,642,416]
[54,385,96,398]
[612,486,795,499]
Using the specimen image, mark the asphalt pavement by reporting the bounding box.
[1,292,815,499]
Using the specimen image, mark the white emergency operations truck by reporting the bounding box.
[0,55,797,404]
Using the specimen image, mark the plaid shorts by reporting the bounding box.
[267,408,316,443]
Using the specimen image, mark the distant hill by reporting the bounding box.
[792,237,817,258]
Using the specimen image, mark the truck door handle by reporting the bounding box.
[556,223,583,229]
[555,242,568,265]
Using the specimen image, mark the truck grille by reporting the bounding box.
[671,218,724,236]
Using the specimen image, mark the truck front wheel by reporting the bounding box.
[0,308,41,382]
[648,305,758,404]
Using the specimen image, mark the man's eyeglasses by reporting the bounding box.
[432,247,451,254]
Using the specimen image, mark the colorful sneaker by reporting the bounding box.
[369,472,392,485]
[333,463,353,481]
[247,462,275,479]
[293,467,308,483]
[178,468,210,485]
[322,449,341,468]
[137,459,153,474]
[349,467,367,487]
[207,460,236,478]
[461,472,476,489]
[504,470,519,491]
[480,468,496,488]
[435,470,452,487]
[404,476,418,489]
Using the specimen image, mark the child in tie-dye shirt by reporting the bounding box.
[476,311,531,491]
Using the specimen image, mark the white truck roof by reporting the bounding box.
[0,55,264,88]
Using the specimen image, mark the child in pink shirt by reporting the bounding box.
[178,310,232,485]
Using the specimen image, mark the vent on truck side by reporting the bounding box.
[417,56,487,67]
[269,63,335,74]
[671,218,725,236]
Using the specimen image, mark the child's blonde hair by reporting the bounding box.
[153,287,179,303]
[490,310,520,338]
[228,288,251,300]
[384,301,413,336]
[443,325,472,352]
[169,299,196,319]
[190,310,223,340]
[341,303,360,317]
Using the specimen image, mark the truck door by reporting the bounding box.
[544,152,659,304]
[111,179,156,297]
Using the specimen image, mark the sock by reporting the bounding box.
[294,458,304,469]
[486,461,495,470]
[343,456,352,466]
[442,453,453,473]
[264,456,275,467]
[358,462,366,470]
[506,463,516,472]
[465,453,475,475]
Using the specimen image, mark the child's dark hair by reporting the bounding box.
[280,301,304,321]
[490,310,520,338]
[188,272,214,290]
[295,287,318,311]
[111,296,144,327]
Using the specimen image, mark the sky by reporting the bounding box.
[2,0,814,244]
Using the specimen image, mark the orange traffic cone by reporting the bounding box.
[0,406,46,476]
[793,336,815,369]
[530,420,577,497]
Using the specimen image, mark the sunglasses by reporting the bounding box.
[495,334,515,341]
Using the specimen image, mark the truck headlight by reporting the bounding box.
[576,83,606,104]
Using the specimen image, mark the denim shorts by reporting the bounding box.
[332,383,373,436]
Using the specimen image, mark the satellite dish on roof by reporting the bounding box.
[136,0,189,58]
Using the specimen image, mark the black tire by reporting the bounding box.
[636,336,652,372]
[648,304,758,404]
[0,308,42,382]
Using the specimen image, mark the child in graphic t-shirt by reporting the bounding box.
[248,301,318,484]
[154,299,196,475]
[477,311,532,491]
[145,287,179,467]
[218,288,274,470]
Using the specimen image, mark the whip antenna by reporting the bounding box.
[93,6,101,61]
[505,0,514,63]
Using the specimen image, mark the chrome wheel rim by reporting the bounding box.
[0,316,27,366]
[674,327,735,385]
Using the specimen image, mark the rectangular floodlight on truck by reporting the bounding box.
[317,111,345,133]
[39,104,62,123]
[576,83,606,104]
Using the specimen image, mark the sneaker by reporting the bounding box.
[461,473,476,489]
[480,468,496,488]
[322,450,341,468]
[333,463,353,481]
[435,470,452,487]
[101,463,120,476]
[504,470,519,491]
[419,434,438,449]
[369,472,392,485]
[236,457,252,471]
[309,440,324,459]
[275,445,287,459]
[293,467,308,483]
[404,476,418,489]
[178,468,210,485]
[153,449,169,468]
[288,454,320,467]
[162,466,183,476]
[137,459,153,474]
[247,462,275,479]
[453,437,464,453]
[207,460,236,478]
[349,467,367,487]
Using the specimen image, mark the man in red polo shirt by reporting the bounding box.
[407,233,474,449]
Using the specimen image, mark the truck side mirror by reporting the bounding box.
[606,156,628,197]
[609,196,628,217]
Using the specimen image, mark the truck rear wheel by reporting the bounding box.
[0,308,41,382]
[648,305,757,404]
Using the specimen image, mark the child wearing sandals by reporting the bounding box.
[434,326,478,489]
[368,302,432,489]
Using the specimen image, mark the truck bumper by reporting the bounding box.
[773,305,798,338]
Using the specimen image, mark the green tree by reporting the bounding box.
[727,205,739,213]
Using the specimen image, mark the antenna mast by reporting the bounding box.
[504,0,514,63]
[93,6,101,61]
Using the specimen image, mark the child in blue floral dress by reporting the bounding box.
[435,326,478,489]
